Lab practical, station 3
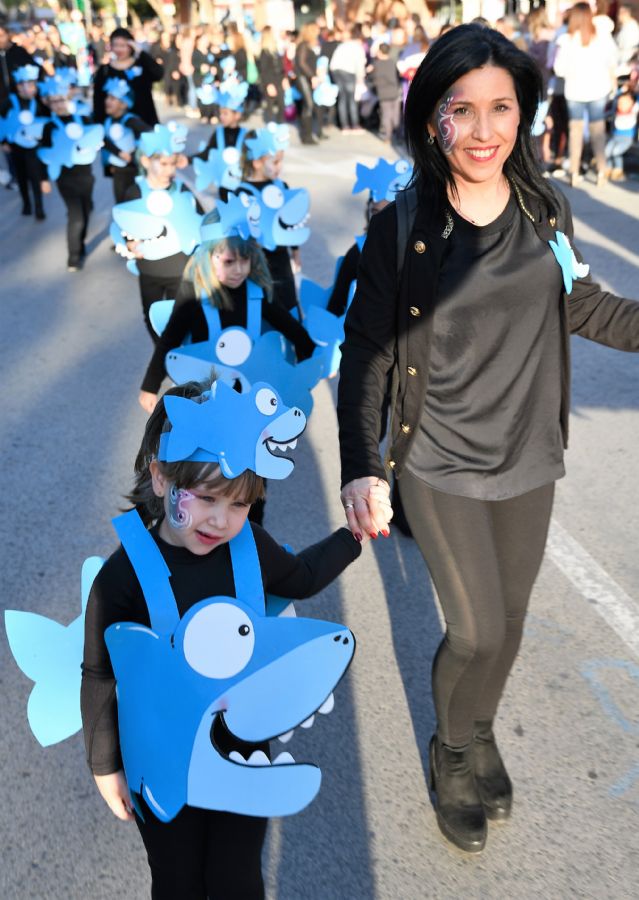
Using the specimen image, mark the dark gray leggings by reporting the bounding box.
[399,470,555,748]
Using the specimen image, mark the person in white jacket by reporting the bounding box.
[329,25,367,131]
[553,1,617,186]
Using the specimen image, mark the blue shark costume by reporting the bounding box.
[192,80,249,193]
[100,77,152,203]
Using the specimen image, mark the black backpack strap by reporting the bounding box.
[395,186,419,281]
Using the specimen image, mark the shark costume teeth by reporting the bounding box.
[245,124,290,160]
[104,76,134,107]
[139,121,188,157]
[352,157,413,202]
[13,64,40,83]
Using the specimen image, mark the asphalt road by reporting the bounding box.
[1,110,638,900]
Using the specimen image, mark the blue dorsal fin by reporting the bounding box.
[246,280,263,341]
[201,295,222,339]
[228,520,265,614]
[112,511,179,634]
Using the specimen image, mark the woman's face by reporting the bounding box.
[428,65,520,187]
[212,248,251,289]
[111,36,134,60]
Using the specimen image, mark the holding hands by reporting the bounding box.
[341,477,393,542]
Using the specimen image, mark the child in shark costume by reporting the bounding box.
[190,79,249,200]
[101,76,151,202]
[79,378,363,896]
[37,74,104,270]
[237,124,309,314]
[112,122,201,342]
[0,64,48,219]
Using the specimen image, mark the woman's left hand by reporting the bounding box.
[341,476,393,540]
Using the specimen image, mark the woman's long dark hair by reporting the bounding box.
[405,24,557,216]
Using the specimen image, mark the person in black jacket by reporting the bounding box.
[294,23,324,144]
[257,27,286,124]
[93,27,163,126]
[337,24,639,856]
[369,42,401,143]
[0,23,36,105]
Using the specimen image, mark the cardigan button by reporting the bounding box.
[414,240,426,254]
[409,306,421,317]
[407,366,417,376]
[401,423,411,434]
[388,460,396,469]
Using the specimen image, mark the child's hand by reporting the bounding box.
[94,770,135,821]
[41,180,52,194]
[139,390,158,414]
[119,151,132,163]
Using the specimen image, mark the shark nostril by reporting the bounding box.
[342,637,349,645]
[333,635,340,642]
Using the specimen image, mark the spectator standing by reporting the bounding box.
[616,5,639,67]
[553,2,617,186]
[257,27,286,125]
[369,42,402,142]
[93,27,163,126]
[329,25,367,132]
[295,23,325,144]
[0,23,36,106]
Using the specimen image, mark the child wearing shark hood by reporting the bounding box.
[0,64,48,219]
[81,377,365,898]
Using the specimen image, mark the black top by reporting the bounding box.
[0,44,36,104]
[140,279,316,393]
[93,52,164,125]
[80,520,360,774]
[102,111,151,170]
[327,242,360,316]
[370,58,401,102]
[295,42,318,80]
[190,125,244,164]
[257,50,284,87]
[407,195,565,500]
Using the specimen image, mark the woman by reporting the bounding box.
[337,24,639,855]
[295,23,324,144]
[257,27,287,124]
[93,27,163,125]
[329,24,367,131]
[553,3,617,186]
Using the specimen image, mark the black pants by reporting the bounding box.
[331,70,358,129]
[138,272,183,343]
[296,76,323,143]
[262,85,285,124]
[135,800,267,899]
[11,146,43,212]
[57,171,94,266]
[399,471,555,748]
[112,165,137,204]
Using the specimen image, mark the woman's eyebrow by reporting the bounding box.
[447,96,515,105]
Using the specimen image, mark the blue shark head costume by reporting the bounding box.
[236,180,310,251]
[39,74,72,99]
[104,76,134,108]
[352,157,413,202]
[216,78,249,112]
[4,378,356,822]
[245,124,290,160]
[139,121,188,157]
[196,80,216,106]
[13,64,40,84]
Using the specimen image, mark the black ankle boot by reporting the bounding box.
[473,721,513,821]
[21,202,32,215]
[429,736,487,853]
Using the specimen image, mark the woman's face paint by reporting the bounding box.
[168,485,196,529]
[436,94,458,155]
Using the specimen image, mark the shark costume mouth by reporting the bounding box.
[211,691,336,769]
[278,212,310,233]
[264,435,299,461]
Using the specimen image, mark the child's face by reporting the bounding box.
[219,106,241,128]
[16,80,37,99]
[212,247,251,288]
[142,153,178,188]
[151,464,251,556]
[105,94,127,117]
[257,150,284,181]
[48,95,70,115]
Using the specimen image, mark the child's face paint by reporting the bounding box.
[158,479,252,556]
[168,485,196,529]
[431,66,520,187]
[436,94,458,154]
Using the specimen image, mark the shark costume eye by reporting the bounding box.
[19,110,34,125]
[395,159,410,174]
[183,603,255,678]
[147,191,174,216]
[255,388,278,415]
[222,147,240,165]
[65,122,84,140]
[216,329,252,366]
[262,185,284,210]
[109,123,124,140]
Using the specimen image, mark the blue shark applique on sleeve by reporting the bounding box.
[548,230,590,294]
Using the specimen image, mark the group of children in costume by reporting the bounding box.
[4,50,413,889]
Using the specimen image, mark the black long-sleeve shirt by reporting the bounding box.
[81,520,360,774]
[140,279,316,393]
[93,52,163,125]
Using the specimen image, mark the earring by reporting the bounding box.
[427,132,435,145]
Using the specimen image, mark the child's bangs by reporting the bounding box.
[163,460,265,504]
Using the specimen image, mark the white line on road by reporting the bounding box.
[546,519,639,658]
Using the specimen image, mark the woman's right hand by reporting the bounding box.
[341,476,393,540]
[94,770,135,821]
[139,390,158,414]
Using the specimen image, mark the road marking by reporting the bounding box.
[547,519,639,658]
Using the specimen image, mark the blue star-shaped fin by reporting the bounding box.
[548,230,590,294]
